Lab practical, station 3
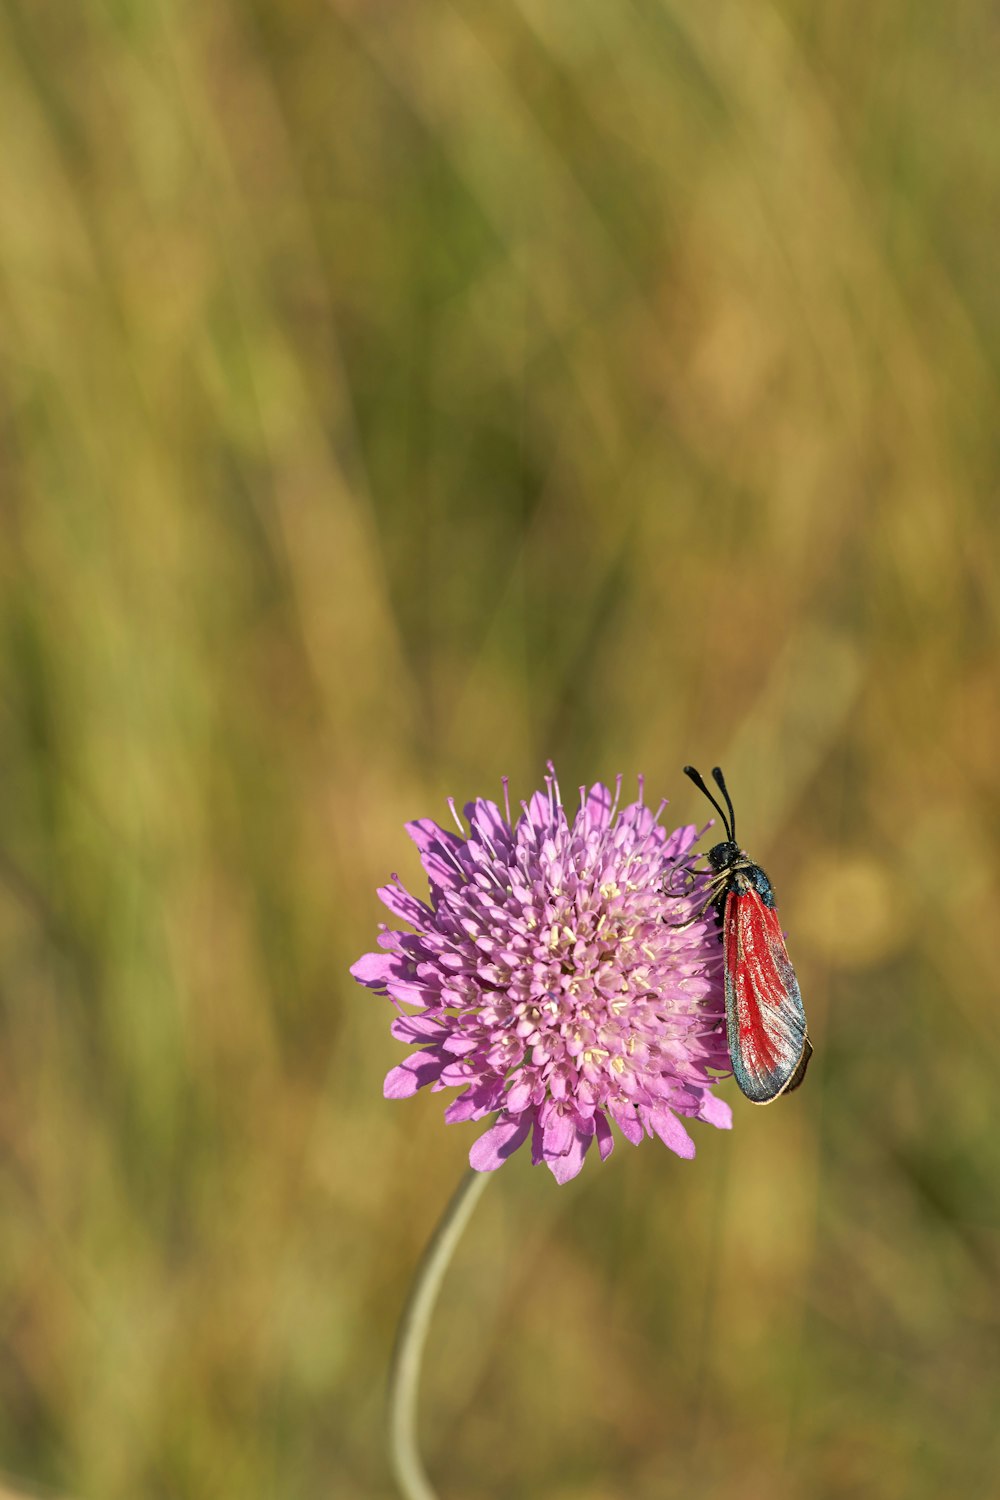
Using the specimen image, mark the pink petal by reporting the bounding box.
[423,852,468,893]
[608,1098,643,1145]
[385,978,439,1005]
[547,1131,591,1184]
[377,881,432,927]
[405,818,459,855]
[505,1076,535,1114]
[698,1094,733,1130]
[350,952,394,988]
[445,1091,483,1124]
[389,1013,447,1043]
[619,799,656,836]
[645,1105,696,1160]
[464,799,509,845]
[445,1080,505,1123]
[383,1051,445,1099]
[582,782,613,830]
[594,1111,614,1161]
[541,1110,575,1156]
[662,822,699,860]
[442,1034,480,1056]
[406,820,468,893]
[469,1114,532,1172]
[525,789,554,831]
[439,1059,478,1088]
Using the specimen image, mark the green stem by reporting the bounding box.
[387,1168,492,1500]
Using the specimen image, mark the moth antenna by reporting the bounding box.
[710,766,737,843]
[683,764,732,840]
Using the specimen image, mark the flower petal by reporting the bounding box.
[618,798,658,836]
[406,819,468,893]
[698,1094,733,1130]
[469,1113,532,1172]
[385,977,439,1006]
[377,881,433,927]
[442,1034,481,1056]
[524,789,554,831]
[662,822,699,860]
[383,1051,445,1099]
[439,1059,479,1088]
[540,1107,575,1156]
[405,817,459,855]
[350,952,394,988]
[444,1094,478,1124]
[582,782,613,830]
[505,1075,535,1114]
[593,1111,614,1161]
[547,1131,591,1183]
[390,1013,447,1043]
[645,1105,696,1160]
[465,799,510,848]
[608,1098,643,1145]
[445,1080,505,1123]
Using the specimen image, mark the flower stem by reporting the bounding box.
[387,1168,492,1500]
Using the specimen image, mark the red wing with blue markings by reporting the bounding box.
[723,888,811,1104]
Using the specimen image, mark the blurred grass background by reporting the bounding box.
[1,0,998,1496]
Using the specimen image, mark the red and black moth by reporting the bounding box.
[683,765,812,1105]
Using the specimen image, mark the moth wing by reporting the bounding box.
[723,888,811,1105]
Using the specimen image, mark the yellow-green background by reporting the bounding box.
[2,2,998,1497]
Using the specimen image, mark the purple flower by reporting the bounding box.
[352,769,733,1183]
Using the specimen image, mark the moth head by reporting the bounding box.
[707,840,741,872]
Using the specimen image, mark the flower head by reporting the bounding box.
[352,769,732,1183]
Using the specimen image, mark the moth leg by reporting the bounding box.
[660,860,704,897]
[660,872,729,930]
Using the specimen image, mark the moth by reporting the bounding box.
[684,765,812,1104]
